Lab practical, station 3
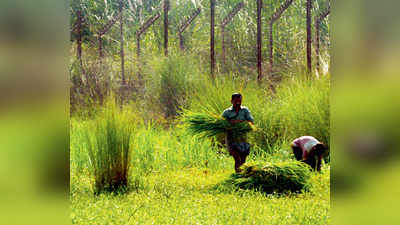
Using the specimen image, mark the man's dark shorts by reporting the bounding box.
[229,142,250,156]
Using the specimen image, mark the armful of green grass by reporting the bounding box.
[181,111,256,138]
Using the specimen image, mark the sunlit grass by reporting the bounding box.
[71,167,330,225]
[70,69,330,224]
[71,116,330,224]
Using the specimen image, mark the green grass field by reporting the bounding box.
[71,116,330,224]
[71,165,329,225]
[70,69,330,224]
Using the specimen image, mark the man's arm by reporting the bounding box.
[222,110,228,120]
[245,108,254,124]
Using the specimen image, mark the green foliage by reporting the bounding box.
[181,111,255,138]
[71,0,330,78]
[273,75,330,147]
[225,161,312,194]
[188,74,330,152]
[158,55,196,118]
[142,53,203,119]
[82,98,135,194]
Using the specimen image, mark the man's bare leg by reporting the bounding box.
[231,150,242,172]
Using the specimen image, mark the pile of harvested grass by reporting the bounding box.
[228,161,312,194]
[181,111,255,138]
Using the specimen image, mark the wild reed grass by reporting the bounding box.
[83,99,135,194]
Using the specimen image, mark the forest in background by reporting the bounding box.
[70,0,330,112]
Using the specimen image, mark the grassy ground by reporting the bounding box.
[71,166,329,225]
[71,121,329,224]
[70,70,330,224]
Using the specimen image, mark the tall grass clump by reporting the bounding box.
[83,98,135,194]
[272,75,330,146]
[248,75,330,150]
[225,161,312,194]
[144,54,203,119]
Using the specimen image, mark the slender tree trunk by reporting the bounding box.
[257,0,262,81]
[164,0,169,56]
[120,2,125,85]
[315,15,320,74]
[98,35,103,59]
[76,10,86,80]
[136,35,140,58]
[136,35,142,80]
[306,0,312,75]
[210,0,215,79]
[77,10,82,64]
[222,26,225,66]
[179,32,184,50]
[268,21,273,75]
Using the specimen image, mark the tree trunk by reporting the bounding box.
[77,10,82,64]
[306,0,312,75]
[76,10,86,81]
[98,35,103,59]
[179,32,184,51]
[257,0,262,81]
[222,26,225,66]
[164,0,169,56]
[136,35,140,58]
[136,35,142,80]
[210,0,215,79]
[268,21,273,75]
[120,2,125,85]
[315,16,320,74]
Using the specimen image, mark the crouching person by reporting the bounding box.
[291,136,327,171]
[222,93,254,172]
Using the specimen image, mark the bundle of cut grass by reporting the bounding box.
[228,161,312,194]
[181,111,255,138]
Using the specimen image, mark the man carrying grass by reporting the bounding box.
[222,93,254,172]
